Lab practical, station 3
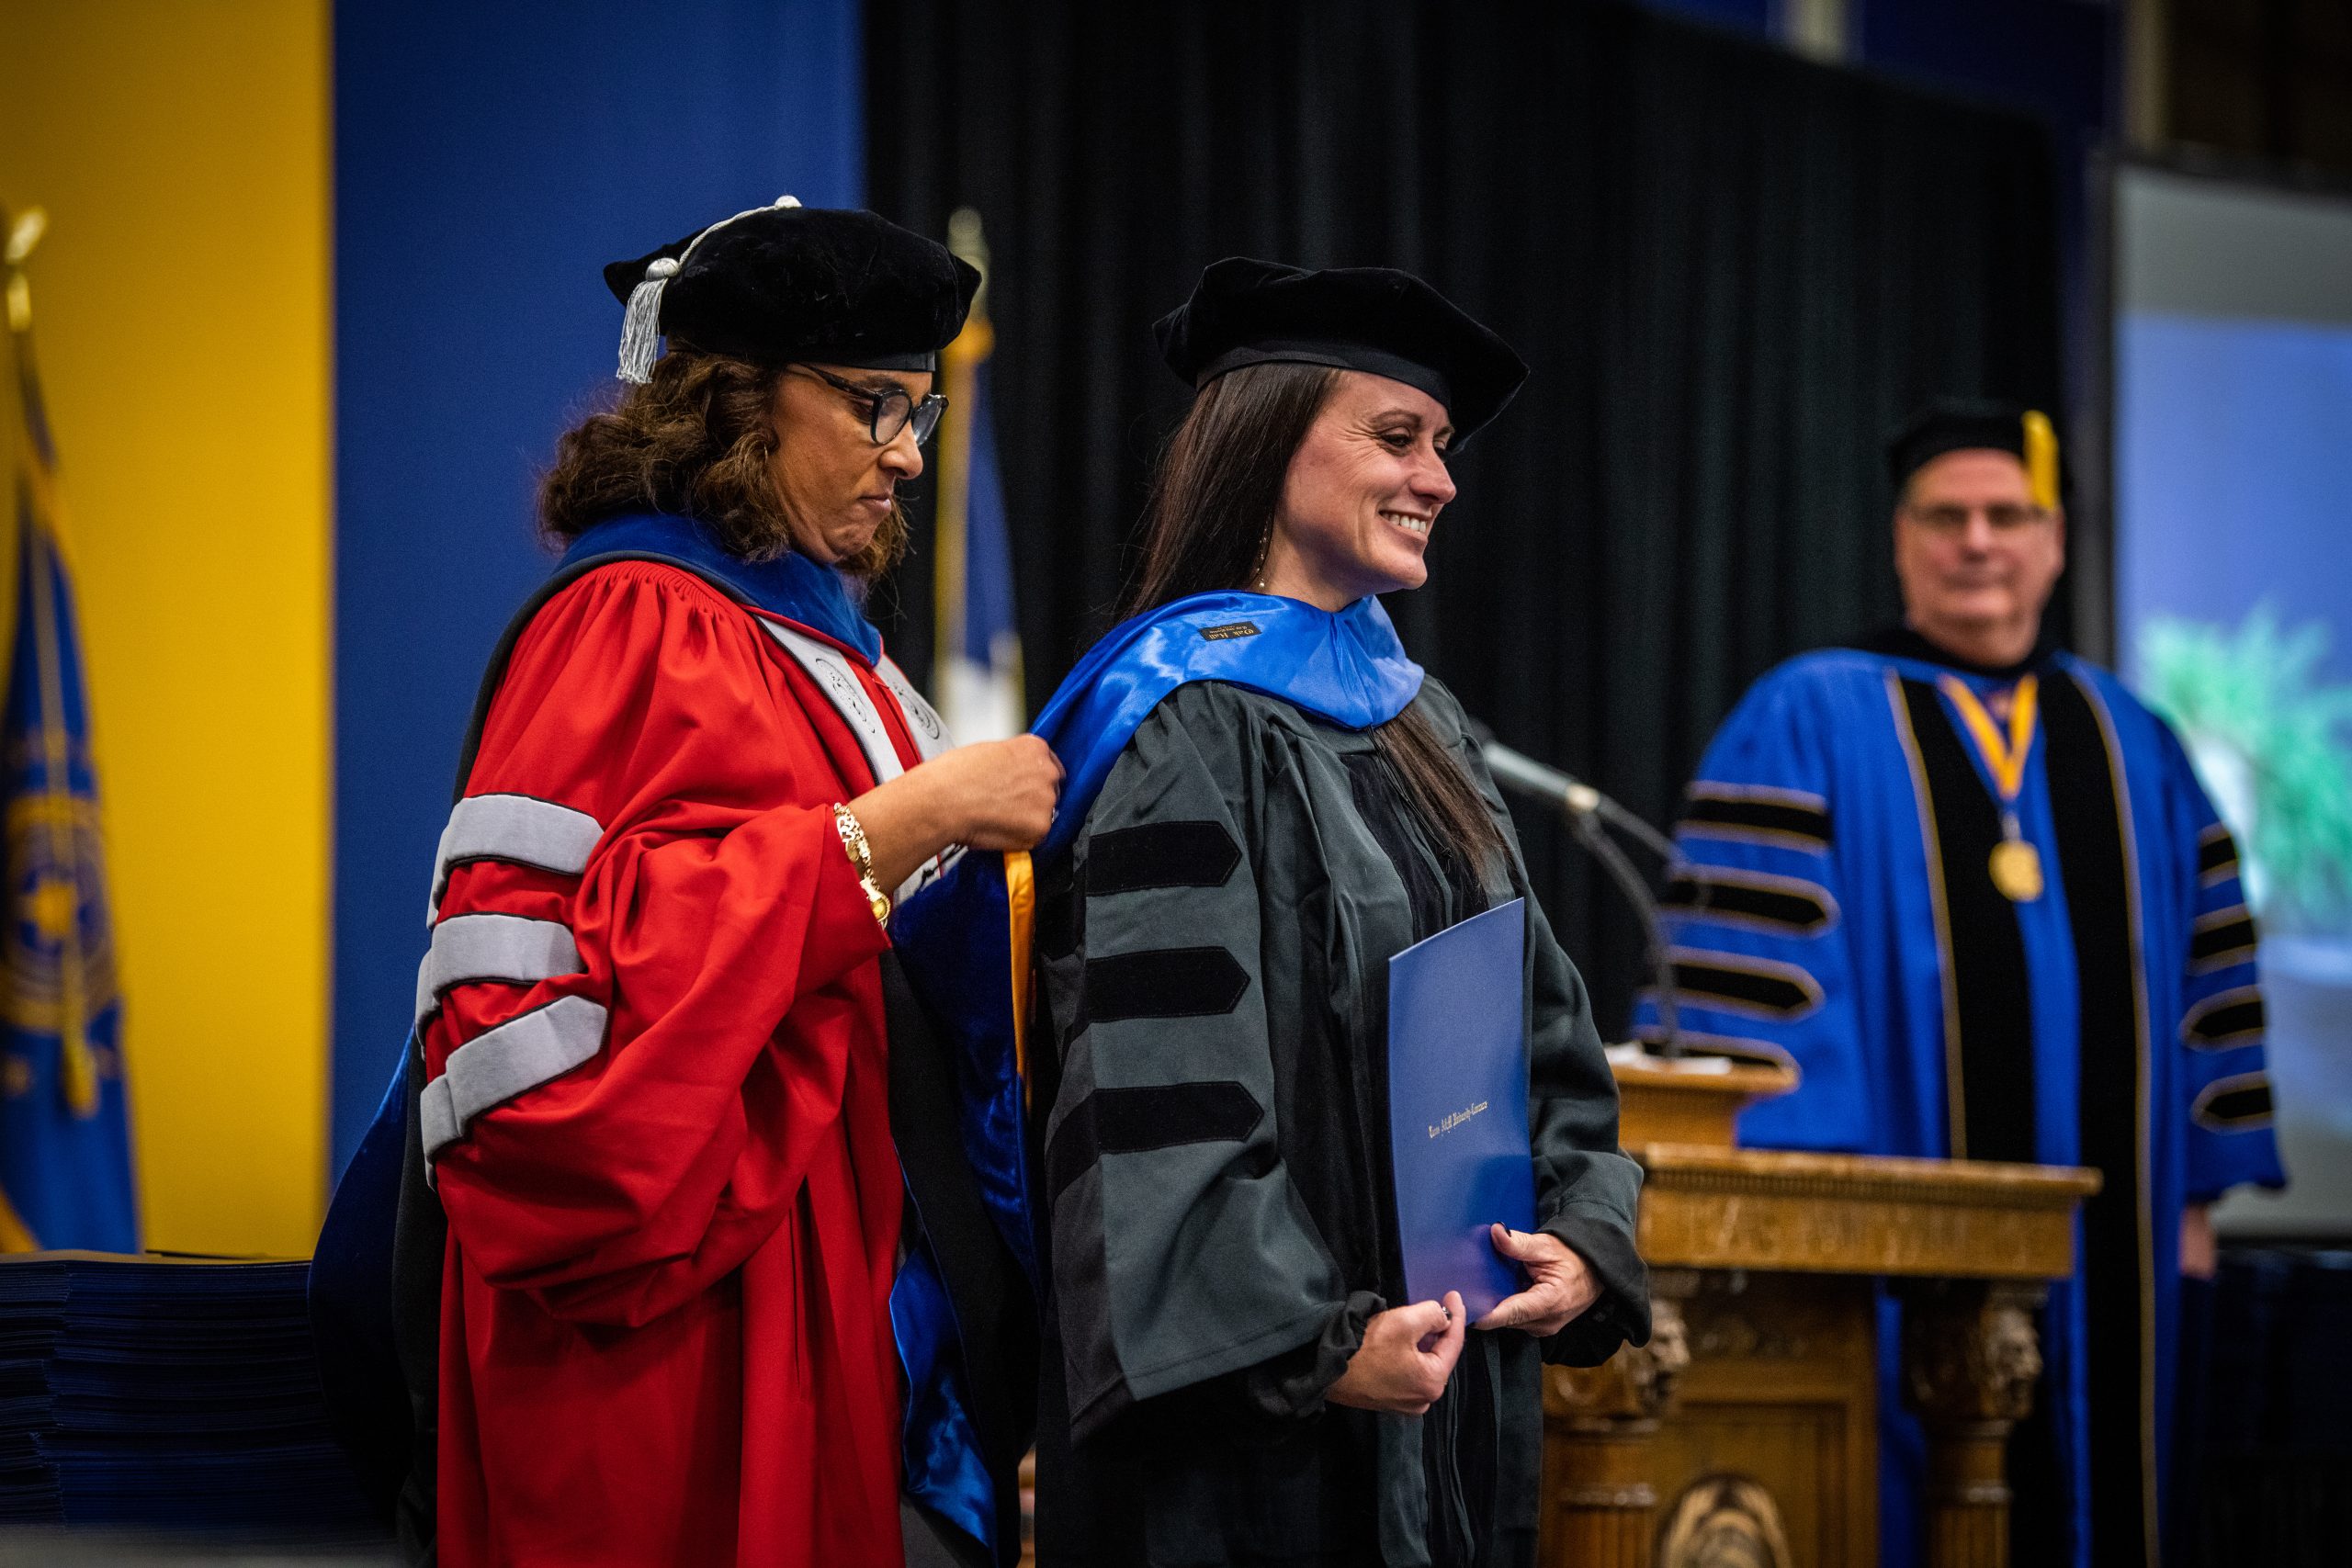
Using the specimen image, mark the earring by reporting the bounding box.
[1251,526,1271,591]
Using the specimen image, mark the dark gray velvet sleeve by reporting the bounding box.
[1231,1290,1383,1421]
[1419,681,1651,1363]
[1045,695,1356,1440]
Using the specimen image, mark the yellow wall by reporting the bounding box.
[0,1,331,1256]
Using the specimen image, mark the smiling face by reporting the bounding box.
[1261,370,1457,610]
[1893,448,2065,666]
[766,362,933,567]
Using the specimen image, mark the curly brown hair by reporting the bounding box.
[537,348,909,578]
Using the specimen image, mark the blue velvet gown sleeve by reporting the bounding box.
[2156,725,2287,1201]
[1634,664,1875,1153]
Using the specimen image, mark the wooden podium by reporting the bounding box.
[1543,1055,2098,1568]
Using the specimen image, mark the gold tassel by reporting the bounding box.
[2022,409,2060,512]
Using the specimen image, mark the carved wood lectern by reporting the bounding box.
[1542,1058,2099,1568]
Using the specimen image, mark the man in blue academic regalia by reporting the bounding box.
[1637,399,2286,1568]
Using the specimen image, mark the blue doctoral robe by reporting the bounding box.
[1634,627,2285,1568]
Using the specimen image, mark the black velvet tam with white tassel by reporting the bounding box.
[603,199,979,382]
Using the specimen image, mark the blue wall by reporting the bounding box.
[332,0,863,1171]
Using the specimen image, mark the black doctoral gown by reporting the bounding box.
[1029,676,1649,1568]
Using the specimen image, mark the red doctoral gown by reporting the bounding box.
[424,560,919,1565]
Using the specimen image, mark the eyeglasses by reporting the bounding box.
[790,364,947,446]
[1903,502,2052,532]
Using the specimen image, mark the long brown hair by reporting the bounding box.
[1125,363,1506,871]
[537,347,909,578]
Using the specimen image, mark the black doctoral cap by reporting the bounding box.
[602,196,979,384]
[1153,257,1530,446]
[1886,396,2064,510]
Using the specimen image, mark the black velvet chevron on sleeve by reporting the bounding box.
[2184,993,2267,1049]
[2188,910,2257,970]
[1663,871,1836,935]
[1680,791,1832,851]
[1085,819,1243,895]
[1668,953,1818,1017]
[1046,1080,1270,1200]
[1082,946,1251,1023]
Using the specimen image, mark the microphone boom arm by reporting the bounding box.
[1568,807,1682,1059]
[1477,731,1685,1058]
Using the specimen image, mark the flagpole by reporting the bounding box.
[936,209,995,698]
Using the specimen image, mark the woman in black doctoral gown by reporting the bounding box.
[1028,259,1649,1568]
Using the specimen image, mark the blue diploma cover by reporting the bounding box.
[1385,898,1537,1322]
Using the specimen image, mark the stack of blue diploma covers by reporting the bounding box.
[0,1253,374,1538]
[1385,899,1537,1323]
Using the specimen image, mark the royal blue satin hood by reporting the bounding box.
[1032,589,1423,852]
[560,512,884,662]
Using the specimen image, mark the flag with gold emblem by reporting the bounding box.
[0,208,138,1253]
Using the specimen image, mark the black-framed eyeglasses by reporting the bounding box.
[790,364,947,447]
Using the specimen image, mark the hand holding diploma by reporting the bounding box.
[1474,1225,1600,1336]
[1386,901,1538,1320]
[1328,1292,1468,1416]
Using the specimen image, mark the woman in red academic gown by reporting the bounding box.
[409,200,1059,1566]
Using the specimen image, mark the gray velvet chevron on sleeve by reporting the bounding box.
[1044,698,1351,1441]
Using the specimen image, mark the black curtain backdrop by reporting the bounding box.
[865,0,2064,1033]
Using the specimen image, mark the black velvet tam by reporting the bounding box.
[1153,257,1530,446]
[1886,396,2061,493]
[604,200,978,371]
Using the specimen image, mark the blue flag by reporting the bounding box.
[1,211,139,1253]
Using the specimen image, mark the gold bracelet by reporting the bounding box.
[831,804,891,927]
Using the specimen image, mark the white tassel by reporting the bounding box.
[616,197,798,383]
[616,256,679,384]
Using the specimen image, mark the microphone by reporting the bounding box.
[1468,724,1677,863]
[1478,736,1605,818]
[1467,719,1687,1058]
